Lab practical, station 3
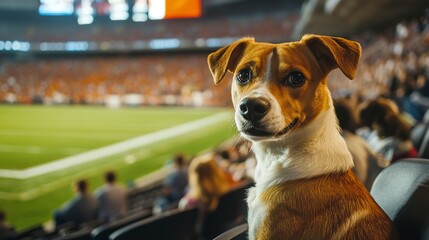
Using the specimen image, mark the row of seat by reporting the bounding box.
[109,181,253,240]
[35,180,252,240]
[54,158,429,240]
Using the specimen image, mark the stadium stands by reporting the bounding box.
[0,54,233,107]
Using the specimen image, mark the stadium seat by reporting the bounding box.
[416,125,429,158]
[90,209,152,240]
[213,223,248,240]
[411,122,429,152]
[51,228,93,240]
[50,220,102,240]
[127,183,164,212]
[202,181,253,240]
[108,208,199,240]
[12,224,47,240]
[370,158,429,240]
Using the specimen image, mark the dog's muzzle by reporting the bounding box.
[237,96,299,139]
[239,97,270,122]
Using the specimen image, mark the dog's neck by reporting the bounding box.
[251,106,354,191]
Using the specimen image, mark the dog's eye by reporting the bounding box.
[285,71,305,87]
[236,69,252,84]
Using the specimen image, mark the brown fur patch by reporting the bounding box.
[256,171,398,240]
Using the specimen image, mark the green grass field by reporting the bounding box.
[0,105,237,230]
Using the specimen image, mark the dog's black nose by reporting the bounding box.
[239,98,270,121]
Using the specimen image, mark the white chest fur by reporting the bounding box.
[246,108,354,239]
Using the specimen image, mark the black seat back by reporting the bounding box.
[51,228,92,240]
[370,158,429,240]
[202,181,253,239]
[91,210,151,240]
[109,208,199,240]
[411,122,429,151]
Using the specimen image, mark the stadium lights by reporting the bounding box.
[132,0,148,22]
[110,12,129,21]
[38,41,89,51]
[0,41,31,52]
[149,38,180,49]
[78,15,94,25]
[76,0,95,25]
[65,41,89,51]
[109,0,129,21]
[148,0,165,20]
[132,13,148,22]
[39,0,74,16]
[205,37,237,48]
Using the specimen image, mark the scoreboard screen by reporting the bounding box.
[39,0,202,23]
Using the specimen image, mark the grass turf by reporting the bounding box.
[0,105,237,230]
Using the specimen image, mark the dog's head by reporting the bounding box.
[208,34,361,142]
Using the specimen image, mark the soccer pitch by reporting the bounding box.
[0,105,237,229]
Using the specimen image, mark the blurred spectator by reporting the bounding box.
[95,171,128,222]
[178,153,230,234]
[53,179,99,229]
[0,210,17,240]
[214,149,238,185]
[409,72,429,121]
[334,99,385,189]
[154,154,189,213]
[214,142,255,182]
[359,98,417,165]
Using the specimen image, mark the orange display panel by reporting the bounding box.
[164,0,201,19]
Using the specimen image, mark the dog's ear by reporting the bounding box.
[207,38,254,84]
[302,34,361,80]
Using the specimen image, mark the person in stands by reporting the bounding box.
[53,179,98,229]
[154,154,189,213]
[95,170,128,222]
[334,99,385,189]
[178,153,230,235]
[359,98,417,165]
[0,210,17,240]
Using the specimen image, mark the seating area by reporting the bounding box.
[202,181,253,240]
[109,208,199,240]
[8,179,252,240]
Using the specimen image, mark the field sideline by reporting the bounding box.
[0,105,237,229]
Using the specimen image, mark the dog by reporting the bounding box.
[208,35,398,239]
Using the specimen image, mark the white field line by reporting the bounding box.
[0,112,231,179]
[0,145,88,154]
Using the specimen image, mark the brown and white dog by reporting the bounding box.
[208,35,399,239]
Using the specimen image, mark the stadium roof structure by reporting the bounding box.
[0,0,428,55]
[0,0,302,55]
[294,0,429,38]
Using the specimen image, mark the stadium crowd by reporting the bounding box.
[0,54,232,107]
[0,11,301,108]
